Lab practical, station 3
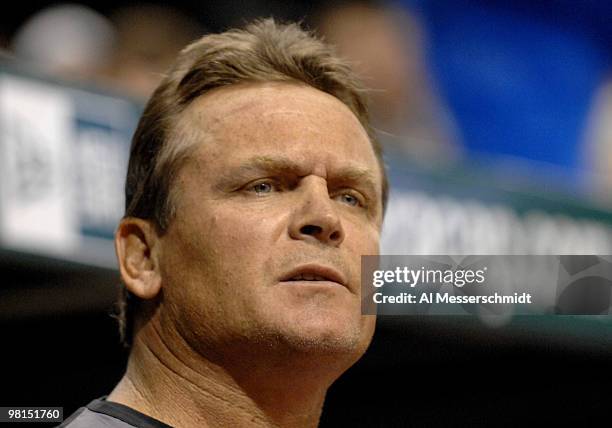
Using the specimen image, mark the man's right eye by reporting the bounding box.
[246,180,277,195]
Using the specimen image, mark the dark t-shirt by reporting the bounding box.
[59,397,172,428]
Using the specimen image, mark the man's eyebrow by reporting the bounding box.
[332,165,379,193]
[238,155,304,174]
[214,156,302,189]
[216,156,301,181]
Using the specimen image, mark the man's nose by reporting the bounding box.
[288,177,345,247]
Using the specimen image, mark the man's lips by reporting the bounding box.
[279,264,347,288]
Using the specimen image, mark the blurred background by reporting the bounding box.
[1,0,612,426]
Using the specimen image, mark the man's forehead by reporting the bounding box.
[173,81,375,162]
[180,81,366,135]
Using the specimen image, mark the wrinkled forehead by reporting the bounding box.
[171,81,379,170]
[178,81,368,139]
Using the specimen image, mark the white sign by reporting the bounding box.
[0,75,79,255]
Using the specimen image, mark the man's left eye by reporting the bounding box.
[335,193,361,207]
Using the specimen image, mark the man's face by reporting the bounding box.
[157,82,383,365]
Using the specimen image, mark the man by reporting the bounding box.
[61,18,388,428]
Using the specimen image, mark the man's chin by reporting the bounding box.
[264,315,375,360]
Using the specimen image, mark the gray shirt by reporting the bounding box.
[59,397,172,428]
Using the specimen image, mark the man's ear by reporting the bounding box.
[115,217,163,300]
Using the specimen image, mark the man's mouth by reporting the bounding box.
[280,264,347,287]
[288,274,332,281]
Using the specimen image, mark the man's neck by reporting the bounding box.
[107,320,332,428]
